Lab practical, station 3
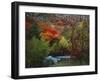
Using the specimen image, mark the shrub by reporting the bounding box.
[26,37,50,67]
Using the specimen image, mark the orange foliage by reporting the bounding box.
[26,22,32,30]
[36,21,50,29]
[40,27,60,41]
[25,17,33,30]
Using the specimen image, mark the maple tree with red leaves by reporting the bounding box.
[40,27,60,41]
